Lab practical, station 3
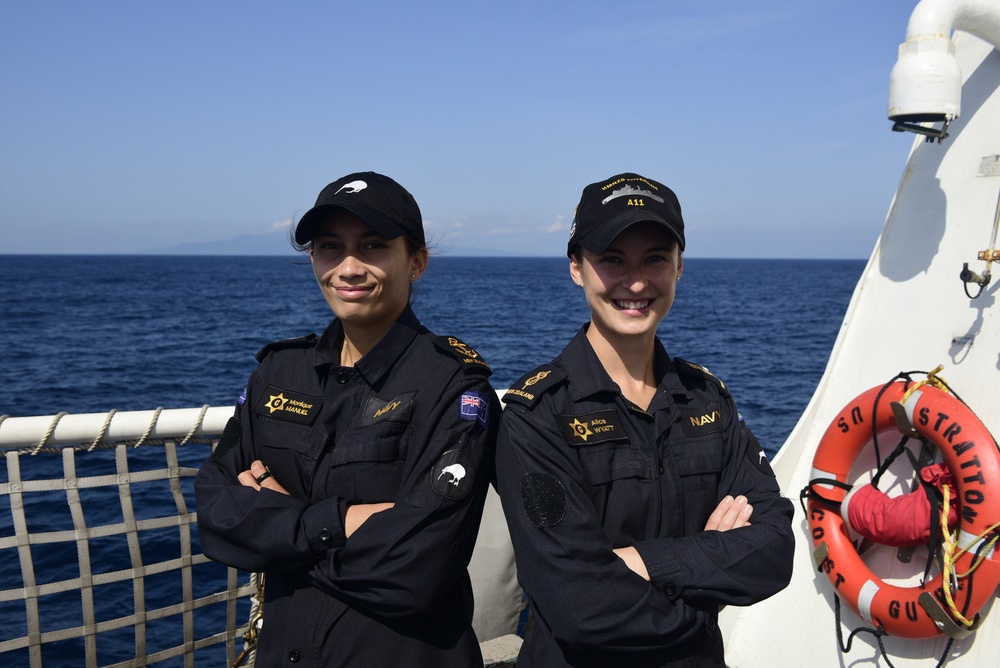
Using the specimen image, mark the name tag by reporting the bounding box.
[679,403,724,436]
[357,391,416,427]
[253,385,323,425]
[560,409,626,446]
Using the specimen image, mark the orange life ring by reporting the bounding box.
[807,380,1000,639]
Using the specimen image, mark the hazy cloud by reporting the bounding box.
[544,215,568,234]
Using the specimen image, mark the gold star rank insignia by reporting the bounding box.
[560,410,624,446]
[267,393,288,413]
[568,418,593,442]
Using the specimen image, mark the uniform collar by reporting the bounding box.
[562,325,691,408]
[658,348,691,401]
[313,305,422,385]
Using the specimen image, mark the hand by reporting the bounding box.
[345,502,395,538]
[237,460,290,495]
[704,495,752,532]
[613,546,650,581]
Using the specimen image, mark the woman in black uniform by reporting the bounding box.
[196,171,499,667]
[496,172,794,667]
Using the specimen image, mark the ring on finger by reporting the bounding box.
[255,471,272,485]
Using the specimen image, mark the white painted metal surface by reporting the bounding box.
[890,0,1000,120]
[722,3,1000,664]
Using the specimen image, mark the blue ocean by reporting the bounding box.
[0,254,865,665]
[0,255,863,452]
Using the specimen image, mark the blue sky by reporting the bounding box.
[2,1,922,258]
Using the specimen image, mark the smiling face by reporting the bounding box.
[309,209,427,335]
[570,221,683,345]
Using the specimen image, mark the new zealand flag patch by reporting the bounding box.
[459,392,489,430]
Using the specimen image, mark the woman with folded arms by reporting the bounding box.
[496,172,794,668]
[196,171,499,667]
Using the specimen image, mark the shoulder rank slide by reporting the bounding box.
[502,364,566,408]
[432,335,492,375]
[674,357,729,396]
[255,333,318,362]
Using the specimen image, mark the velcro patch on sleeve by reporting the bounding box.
[431,449,475,500]
[458,391,490,430]
[678,402,724,436]
[520,472,567,528]
[210,417,242,462]
[559,409,626,446]
[252,385,323,425]
[357,391,416,428]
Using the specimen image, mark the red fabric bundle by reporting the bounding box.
[843,463,959,547]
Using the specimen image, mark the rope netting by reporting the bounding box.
[0,422,253,667]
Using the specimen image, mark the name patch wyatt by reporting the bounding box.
[560,409,626,446]
[253,385,323,425]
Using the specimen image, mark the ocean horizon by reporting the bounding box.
[0,255,865,455]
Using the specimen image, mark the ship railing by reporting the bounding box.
[0,406,522,667]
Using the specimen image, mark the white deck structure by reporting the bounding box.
[722,1,1000,665]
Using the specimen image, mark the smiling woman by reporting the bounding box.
[194,172,500,667]
[494,172,796,668]
[309,213,427,357]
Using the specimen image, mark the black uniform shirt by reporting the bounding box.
[195,306,499,667]
[496,326,794,668]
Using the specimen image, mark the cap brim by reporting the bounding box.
[578,210,684,254]
[294,202,406,245]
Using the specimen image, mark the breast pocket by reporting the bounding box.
[577,443,655,486]
[672,437,725,533]
[254,415,327,460]
[576,441,656,543]
[324,421,409,502]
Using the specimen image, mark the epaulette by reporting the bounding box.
[431,335,492,376]
[674,357,729,396]
[255,333,319,363]
[502,364,567,409]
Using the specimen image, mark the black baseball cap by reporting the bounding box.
[294,171,424,246]
[567,172,685,256]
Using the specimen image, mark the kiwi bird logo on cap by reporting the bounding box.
[335,180,367,195]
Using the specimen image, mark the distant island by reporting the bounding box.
[143,230,539,257]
